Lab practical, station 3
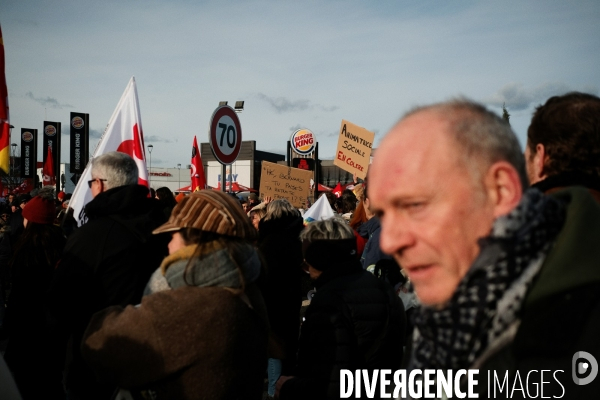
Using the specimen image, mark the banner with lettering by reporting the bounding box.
[20,128,37,178]
[333,119,374,179]
[43,121,61,191]
[259,161,312,208]
[70,112,89,173]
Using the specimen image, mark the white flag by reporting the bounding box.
[303,194,335,224]
[69,77,149,226]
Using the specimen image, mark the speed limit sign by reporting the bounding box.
[209,105,242,165]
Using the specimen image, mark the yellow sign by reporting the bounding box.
[259,161,312,208]
[333,120,374,179]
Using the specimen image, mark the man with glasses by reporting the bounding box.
[49,151,169,400]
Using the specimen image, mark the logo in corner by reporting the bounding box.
[572,351,598,385]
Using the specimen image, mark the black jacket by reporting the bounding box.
[48,184,169,399]
[258,215,304,372]
[473,188,600,399]
[280,261,406,400]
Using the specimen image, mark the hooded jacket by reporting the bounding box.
[48,184,169,399]
[473,187,600,398]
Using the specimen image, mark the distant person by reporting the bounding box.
[155,186,177,219]
[247,192,261,210]
[0,194,31,317]
[48,151,169,400]
[4,189,66,399]
[257,199,304,399]
[526,92,600,201]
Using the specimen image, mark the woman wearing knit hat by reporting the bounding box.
[3,187,66,399]
[82,190,269,400]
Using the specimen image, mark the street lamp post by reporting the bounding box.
[147,144,153,187]
[10,143,16,172]
[177,163,181,192]
[11,143,17,187]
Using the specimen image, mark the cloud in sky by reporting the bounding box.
[257,93,338,114]
[25,92,73,109]
[89,129,102,139]
[145,135,173,144]
[487,82,599,111]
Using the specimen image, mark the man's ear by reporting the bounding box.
[531,143,547,182]
[484,161,523,218]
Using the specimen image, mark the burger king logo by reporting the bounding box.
[72,116,85,129]
[22,131,34,142]
[45,125,57,137]
[291,129,316,155]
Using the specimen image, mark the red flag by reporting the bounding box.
[333,182,343,198]
[42,146,56,186]
[0,25,10,175]
[190,136,206,191]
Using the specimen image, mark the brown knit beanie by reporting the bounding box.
[153,190,257,240]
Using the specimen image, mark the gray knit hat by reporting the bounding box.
[153,190,257,240]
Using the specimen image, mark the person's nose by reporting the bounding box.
[379,213,415,256]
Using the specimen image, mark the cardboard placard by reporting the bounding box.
[333,119,374,179]
[259,161,312,208]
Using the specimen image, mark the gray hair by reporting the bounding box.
[405,99,528,190]
[91,151,139,190]
[263,199,300,222]
[299,217,354,242]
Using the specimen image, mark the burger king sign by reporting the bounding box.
[290,129,316,156]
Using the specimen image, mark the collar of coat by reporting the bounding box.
[158,241,261,291]
[524,186,600,307]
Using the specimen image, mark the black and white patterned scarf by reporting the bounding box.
[410,189,566,370]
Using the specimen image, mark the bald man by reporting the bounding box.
[369,100,600,397]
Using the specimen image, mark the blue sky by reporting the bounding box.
[2,0,599,168]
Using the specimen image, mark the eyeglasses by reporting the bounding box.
[87,178,107,188]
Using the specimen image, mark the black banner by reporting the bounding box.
[20,128,38,178]
[43,121,61,189]
[69,112,89,173]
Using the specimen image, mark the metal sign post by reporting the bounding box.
[209,105,242,192]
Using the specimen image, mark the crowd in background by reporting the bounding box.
[0,91,599,399]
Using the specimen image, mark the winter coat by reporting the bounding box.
[280,261,406,400]
[3,224,66,399]
[258,214,304,371]
[47,184,169,399]
[358,217,391,269]
[472,188,600,398]
[83,241,269,400]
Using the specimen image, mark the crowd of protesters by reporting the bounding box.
[0,92,599,399]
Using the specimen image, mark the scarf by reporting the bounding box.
[144,241,261,295]
[410,189,566,370]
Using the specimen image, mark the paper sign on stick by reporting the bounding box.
[259,161,312,208]
[333,120,374,179]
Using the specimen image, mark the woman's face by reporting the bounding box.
[250,213,261,230]
[168,232,186,254]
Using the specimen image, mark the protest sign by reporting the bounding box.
[259,161,312,208]
[333,120,374,179]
